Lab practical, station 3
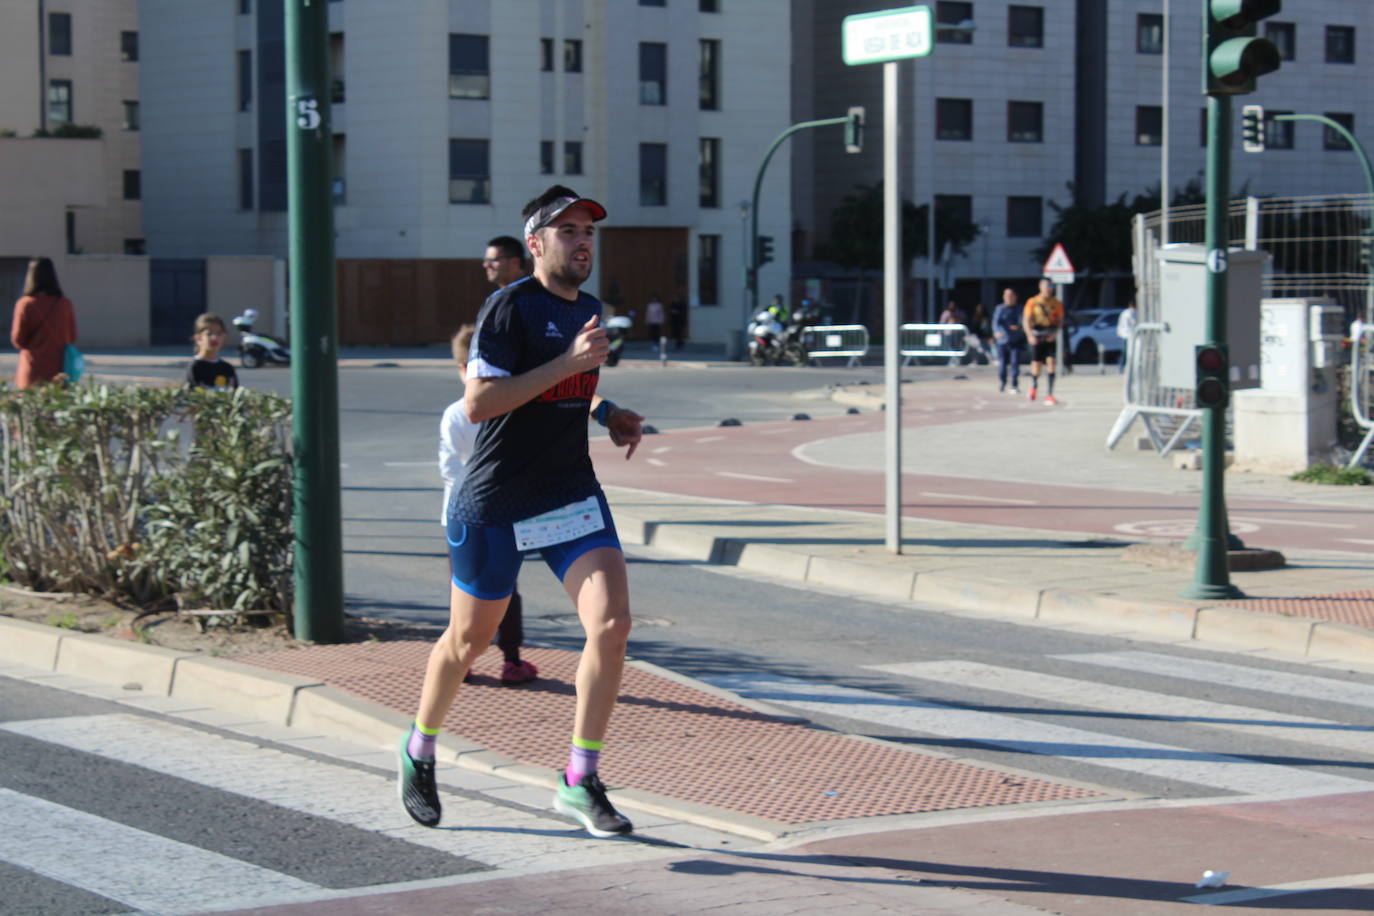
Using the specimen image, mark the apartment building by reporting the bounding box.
[0,0,143,257]
[140,0,791,346]
[794,1,1373,317]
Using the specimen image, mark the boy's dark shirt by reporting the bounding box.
[186,357,239,390]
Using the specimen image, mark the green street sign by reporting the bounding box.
[842,5,933,66]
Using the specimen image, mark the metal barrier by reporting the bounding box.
[802,325,869,366]
[899,323,969,365]
[1105,322,1204,454]
[1350,320,1374,469]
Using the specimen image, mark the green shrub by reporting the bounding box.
[0,383,293,612]
[1290,464,1372,486]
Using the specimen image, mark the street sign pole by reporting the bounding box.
[286,0,345,642]
[883,59,901,553]
[842,4,932,555]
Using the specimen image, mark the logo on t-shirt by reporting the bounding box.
[544,321,563,339]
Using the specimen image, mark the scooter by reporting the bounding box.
[604,315,634,366]
[232,309,291,368]
[746,310,784,366]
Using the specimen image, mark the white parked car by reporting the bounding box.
[1067,308,1126,364]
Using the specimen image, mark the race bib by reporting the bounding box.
[512,496,605,551]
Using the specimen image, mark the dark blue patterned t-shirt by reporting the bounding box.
[453,277,602,526]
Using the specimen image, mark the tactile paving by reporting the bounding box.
[238,641,1099,824]
[1224,589,1374,629]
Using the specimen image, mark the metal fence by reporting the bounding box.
[801,325,870,366]
[1118,193,1374,455]
[899,323,969,364]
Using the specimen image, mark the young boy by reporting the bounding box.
[439,324,538,685]
[186,313,239,390]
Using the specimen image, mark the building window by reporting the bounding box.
[1007,197,1042,237]
[699,137,720,209]
[47,80,72,124]
[640,42,667,105]
[1007,101,1042,142]
[237,49,253,111]
[1323,112,1354,151]
[49,12,72,56]
[66,212,76,255]
[540,38,554,72]
[122,170,141,201]
[1326,25,1355,64]
[700,0,719,10]
[564,141,583,175]
[449,34,490,99]
[449,139,490,204]
[640,143,667,206]
[239,0,252,13]
[700,39,720,110]
[936,2,974,44]
[1265,22,1295,60]
[122,100,139,131]
[239,148,254,210]
[564,39,583,72]
[1199,107,1207,147]
[124,238,146,255]
[1007,6,1042,48]
[540,140,555,175]
[936,98,972,140]
[698,234,720,305]
[935,195,973,233]
[1137,14,1163,54]
[1135,105,1162,146]
[121,31,139,62]
[640,0,666,5]
[1264,110,1294,149]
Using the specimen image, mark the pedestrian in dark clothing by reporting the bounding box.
[668,299,687,350]
[992,288,1026,393]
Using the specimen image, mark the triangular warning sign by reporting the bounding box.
[1042,243,1075,275]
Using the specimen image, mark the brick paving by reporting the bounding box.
[1223,589,1374,629]
[237,641,1099,825]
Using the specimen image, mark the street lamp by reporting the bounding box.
[978,221,990,306]
[737,200,750,360]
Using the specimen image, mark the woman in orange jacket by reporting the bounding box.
[11,257,77,389]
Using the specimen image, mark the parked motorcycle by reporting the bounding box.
[604,315,634,366]
[232,309,291,368]
[746,309,784,366]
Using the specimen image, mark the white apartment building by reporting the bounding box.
[0,0,143,258]
[139,0,791,346]
[794,1,1373,319]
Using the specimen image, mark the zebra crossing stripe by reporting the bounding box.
[867,660,1374,755]
[0,715,671,875]
[701,672,1371,798]
[1053,651,1374,712]
[0,788,319,912]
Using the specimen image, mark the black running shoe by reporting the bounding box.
[396,734,441,827]
[554,773,633,837]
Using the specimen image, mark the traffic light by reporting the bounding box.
[1362,232,1374,269]
[1204,0,1282,95]
[844,106,865,154]
[1241,104,1265,152]
[755,235,774,267]
[1195,344,1230,409]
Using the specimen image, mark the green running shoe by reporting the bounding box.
[396,734,441,827]
[554,773,633,837]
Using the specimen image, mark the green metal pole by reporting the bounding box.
[747,116,848,325]
[286,0,345,642]
[1182,94,1243,601]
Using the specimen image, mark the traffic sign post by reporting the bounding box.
[842,5,932,555]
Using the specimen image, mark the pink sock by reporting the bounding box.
[565,745,600,786]
[407,725,437,761]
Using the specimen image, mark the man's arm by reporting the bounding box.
[464,314,607,423]
[590,394,645,460]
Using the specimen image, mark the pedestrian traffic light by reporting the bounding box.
[755,235,774,267]
[844,106,865,154]
[1195,344,1230,409]
[1241,104,1265,152]
[1204,1,1282,96]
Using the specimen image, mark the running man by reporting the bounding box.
[399,185,645,838]
[1022,277,1064,405]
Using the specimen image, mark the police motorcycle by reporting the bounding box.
[603,314,634,366]
[779,299,821,367]
[746,309,784,366]
[231,308,291,368]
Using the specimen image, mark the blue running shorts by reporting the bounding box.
[446,491,621,599]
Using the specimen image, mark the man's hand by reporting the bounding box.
[566,314,609,372]
[606,406,645,460]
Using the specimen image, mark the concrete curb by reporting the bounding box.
[610,506,1374,667]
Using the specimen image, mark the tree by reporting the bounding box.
[815,181,983,270]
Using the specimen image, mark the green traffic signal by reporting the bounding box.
[844,106,865,154]
[1204,0,1282,95]
[1195,345,1230,409]
[1241,104,1265,152]
[756,235,774,267]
